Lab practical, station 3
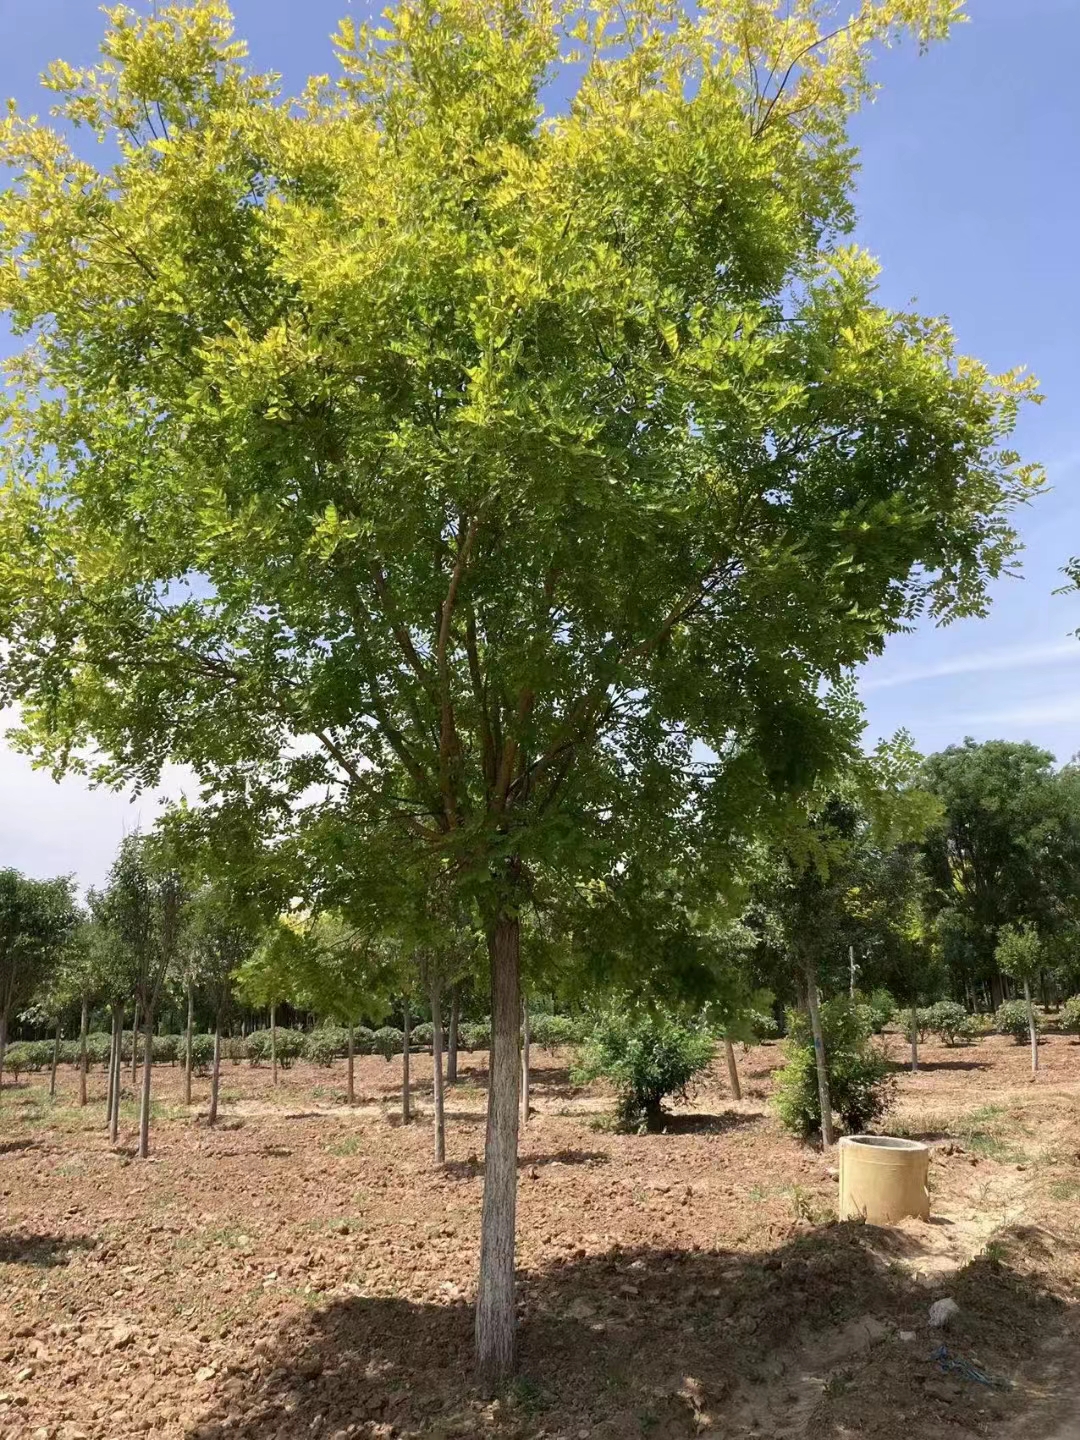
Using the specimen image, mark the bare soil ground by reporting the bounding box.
[2,1032,1080,1440]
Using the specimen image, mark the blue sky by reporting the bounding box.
[1,0,1077,887]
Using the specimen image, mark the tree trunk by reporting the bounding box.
[49,1020,61,1099]
[184,981,194,1106]
[0,1010,8,1099]
[520,998,530,1128]
[475,912,521,1387]
[78,993,89,1107]
[347,1023,355,1107]
[910,1004,919,1073]
[849,944,856,999]
[447,986,459,1085]
[131,999,139,1081]
[106,1009,117,1129]
[805,959,835,1147]
[138,1010,153,1158]
[1024,979,1039,1075]
[723,1036,742,1100]
[431,979,446,1164]
[109,1006,123,1143]
[271,1001,278,1087]
[209,1019,222,1125]
[402,1002,411,1124]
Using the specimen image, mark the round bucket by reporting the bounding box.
[838,1135,930,1225]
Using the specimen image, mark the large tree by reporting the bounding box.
[920,740,1080,999]
[0,0,1040,1377]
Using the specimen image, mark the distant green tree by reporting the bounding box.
[994,922,1043,1075]
[0,870,78,1097]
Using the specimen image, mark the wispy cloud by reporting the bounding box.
[945,697,1080,731]
[861,639,1079,692]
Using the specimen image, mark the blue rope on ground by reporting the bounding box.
[930,1344,1013,1390]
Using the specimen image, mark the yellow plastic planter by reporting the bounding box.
[838,1135,930,1225]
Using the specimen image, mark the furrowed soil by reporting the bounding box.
[2,1033,1080,1440]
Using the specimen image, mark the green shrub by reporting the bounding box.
[995,999,1040,1045]
[189,1032,216,1073]
[353,1026,375,1056]
[58,1039,79,1065]
[747,1009,780,1042]
[1060,995,1080,1037]
[459,1020,491,1052]
[924,1000,975,1046]
[773,997,894,1139]
[3,1041,31,1078]
[865,989,897,1034]
[152,1034,180,1065]
[530,1014,586,1051]
[223,1034,249,1064]
[373,1026,404,1060]
[304,1030,341,1066]
[247,1027,304,1067]
[410,1022,434,1051]
[85,1032,112,1068]
[572,1007,715,1133]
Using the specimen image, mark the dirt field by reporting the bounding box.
[2,1031,1080,1440]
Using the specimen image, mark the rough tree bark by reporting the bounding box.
[475,912,521,1387]
[209,1019,222,1125]
[910,1004,919,1073]
[520,998,530,1128]
[805,959,835,1147]
[431,978,446,1163]
[49,1020,60,1099]
[78,993,89,1107]
[184,981,194,1106]
[402,1002,411,1125]
[723,1036,742,1101]
[347,1022,356,1107]
[138,1010,154,1158]
[447,987,459,1085]
[1024,979,1039,1075]
[271,1001,278,1088]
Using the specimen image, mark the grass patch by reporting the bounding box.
[326,1135,362,1157]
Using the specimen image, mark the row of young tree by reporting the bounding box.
[0,0,1053,1383]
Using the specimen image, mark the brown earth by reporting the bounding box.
[1,1031,1079,1440]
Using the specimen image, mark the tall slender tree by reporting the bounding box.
[0,0,1040,1377]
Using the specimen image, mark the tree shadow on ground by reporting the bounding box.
[0,1231,96,1268]
[886,1058,991,1074]
[441,1148,610,1180]
[188,1220,1071,1440]
[657,1110,761,1136]
[0,1137,38,1154]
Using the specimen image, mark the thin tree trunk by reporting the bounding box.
[184,981,194,1106]
[131,999,139,1081]
[209,1019,222,1125]
[431,978,446,1164]
[447,986,459,1085]
[138,1010,153,1158]
[475,912,521,1386]
[347,1022,355,1107]
[520,998,530,1128]
[78,993,89,1107]
[402,1002,411,1124]
[106,1009,118,1129]
[910,1003,919,1073]
[109,1006,123,1143]
[724,1036,742,1100]
[49,1020,61,1099]
[0,1010,8,1099]
[849,944,856,999]
[805,959,835,1147]
[1024,979,1039,1075]
[271,1001,278,1088]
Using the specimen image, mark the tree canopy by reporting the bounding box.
[0,0,1039,1380]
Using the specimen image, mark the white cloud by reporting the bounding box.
[861,639,1080,692]
[946,697,1080,731]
